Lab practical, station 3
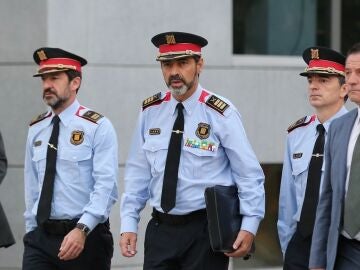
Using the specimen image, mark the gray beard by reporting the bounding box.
[169,85,188,96]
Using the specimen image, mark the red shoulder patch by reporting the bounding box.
[142,92,168,110]
[287,115,316,133]
[29,112,51,126]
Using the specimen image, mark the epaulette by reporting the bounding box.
[142,92,163,110]
[29,112,51,126]
[79,110,104,124]
[287,115,315,133]
[205,95,229,115]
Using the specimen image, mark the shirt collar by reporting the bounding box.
[168,84,202,116]
[54,99,80,127]
[318,106,348,134]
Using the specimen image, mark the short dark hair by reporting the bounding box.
[65,70,82,93]
[347,42,360,56]
[338,75,345,86]
[337,75,348,102]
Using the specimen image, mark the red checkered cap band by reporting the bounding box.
[39,58,82,72]
[308,59,345,73]
[159,43,202,54]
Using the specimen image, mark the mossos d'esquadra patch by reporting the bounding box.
[195,123,210,140]
[70,130,84,145]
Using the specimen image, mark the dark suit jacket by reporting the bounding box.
[0,131,15,248]
[309,108,358,270]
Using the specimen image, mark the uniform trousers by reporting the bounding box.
[283,228,311,270]
[143,209,229,270]
[22,221,113,270]
[334,235,360,269]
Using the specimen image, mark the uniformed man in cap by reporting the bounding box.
[22,47,119,270]
[277,46,348,269]
[119,31,265,270]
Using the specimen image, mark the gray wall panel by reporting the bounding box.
[0,0,47,62]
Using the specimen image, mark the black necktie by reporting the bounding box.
[161,103,184,213]
[36,115,60,225]
[298,124,325,237]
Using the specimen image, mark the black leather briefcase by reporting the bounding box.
[204,185,242,253]
[205,185,255,260]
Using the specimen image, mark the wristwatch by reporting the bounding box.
[76,223,90,236]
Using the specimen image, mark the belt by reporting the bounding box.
[42,219,78,235]
[340,235,360,247]
[152,208,207,225]
[42,219,110,235]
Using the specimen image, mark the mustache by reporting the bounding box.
[43,88,57,98]
[168,75,184,83]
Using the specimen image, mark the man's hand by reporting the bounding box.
[224,230,254,258]
[58,228,86,260]
[120,232,137,257]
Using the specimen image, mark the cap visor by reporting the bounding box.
[33,68,71,77]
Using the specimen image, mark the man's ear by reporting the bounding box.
[197,57,204,74]
[340,83,349,99]
[70,77,81,92]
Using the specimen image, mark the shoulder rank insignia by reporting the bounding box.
[205,95,229,115]
[287,115,315,133]
[29,112,51,126]
[80,110,104,123]
[142,92,163,110]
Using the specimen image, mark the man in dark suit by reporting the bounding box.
[310,43,360,270]
[0,130,15,248]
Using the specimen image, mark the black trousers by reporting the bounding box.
[283,229,312,270]
[334,235,360,269]
[22,222,113,270]
[143,210,229,270]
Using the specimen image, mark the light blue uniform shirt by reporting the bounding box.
[24,99,118,233]
[121,85,265,235]
[277,106,348,255]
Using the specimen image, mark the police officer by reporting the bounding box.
[119,32,265,270]
[23,47,118,270]
[277,47,348,269]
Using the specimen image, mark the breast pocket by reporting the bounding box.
[57,145,93,183]
[182,146,221,178]
[291,157,309,191]
[142,138,168,177]
[32,147,47,186]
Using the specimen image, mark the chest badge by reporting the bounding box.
[149,128,161,135]
[196,123,210,140]
[70,130,84,145]
[34,140,42,147]
[293,153,303,159]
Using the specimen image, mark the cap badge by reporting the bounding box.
[37,50,48,61]
[311,49,319,60]
[196,123,210,139]
[70,130,84,145]
[166,34,176,44]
